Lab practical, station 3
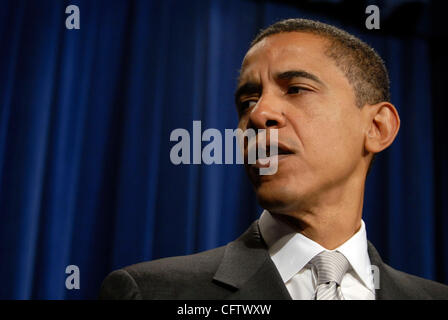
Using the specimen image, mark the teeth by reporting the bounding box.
[257,153,273,160]
[258,154,275,163]
[257,148,280,159]
[247,144,288,161]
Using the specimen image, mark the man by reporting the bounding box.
[99,19,448,299]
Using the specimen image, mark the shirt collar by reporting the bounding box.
[258,210,374,291]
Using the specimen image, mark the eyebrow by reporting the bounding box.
[275,70,324,86]
[234,69,324,103]
[234,82,261,105]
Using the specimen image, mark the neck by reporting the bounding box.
[272,174,365,250]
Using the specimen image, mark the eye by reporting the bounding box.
[287,86,305,94]
[239,99,257,111]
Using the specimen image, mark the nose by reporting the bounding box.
[248,92,286,130]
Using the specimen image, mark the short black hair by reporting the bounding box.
[249,18,389,174]
[250,18,390,108]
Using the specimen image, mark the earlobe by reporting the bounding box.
[364,102,400,154]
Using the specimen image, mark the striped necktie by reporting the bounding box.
[310,251,350,300]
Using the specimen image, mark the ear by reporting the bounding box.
[364,102,400,154]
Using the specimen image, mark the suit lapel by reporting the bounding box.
[368,241,400,299]
[213,221,291,299]
[367,241,430,299]
[214,222,422,300]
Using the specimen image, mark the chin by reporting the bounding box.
[254,181,303,213]
[246,161,316,212]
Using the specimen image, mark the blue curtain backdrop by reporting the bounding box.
[0,0,447,299]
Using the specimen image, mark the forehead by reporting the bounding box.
[239,32,340,83]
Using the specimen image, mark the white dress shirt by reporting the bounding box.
[258,210,376,300]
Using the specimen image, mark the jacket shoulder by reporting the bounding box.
[99,245,228,299]
[380,262,448,299]
[366,241,448,299]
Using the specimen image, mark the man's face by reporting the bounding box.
[236,32,367,214]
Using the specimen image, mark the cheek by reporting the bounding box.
[300,111,363,166]
[237,116,250,130]
[237,120,246,132]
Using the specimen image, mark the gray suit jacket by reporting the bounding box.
[99,221,448,300]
